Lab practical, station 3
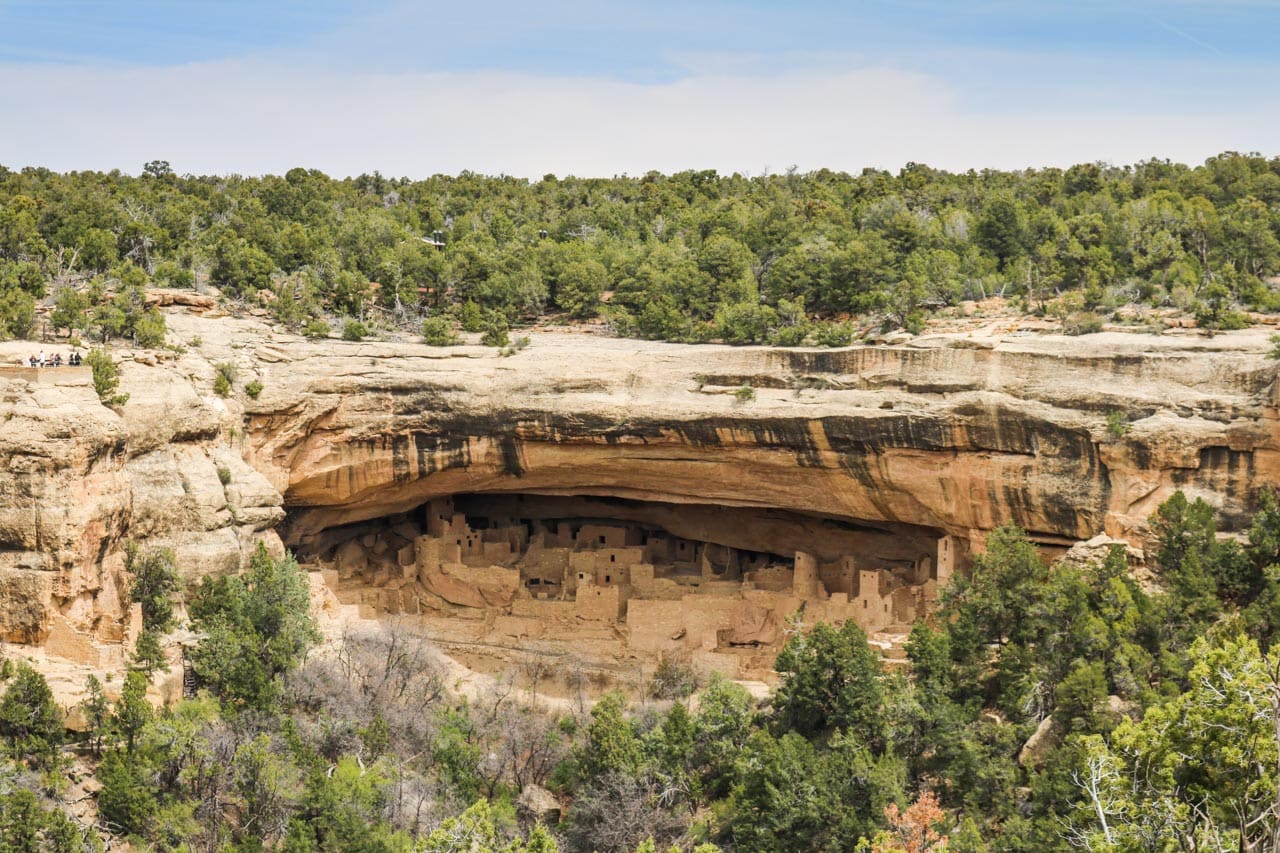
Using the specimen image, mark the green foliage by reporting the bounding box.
[126,543,179,632]
[480,312,510,347]
[555,258,608,319]
[459,300,484,332]
[579,691,642,780]
[1151,491,1227,630]
[0,288,34,339]
[1104,410,1131,439]
[811,321,856,347]
[97,748,158,836]
[81,675,109,756]
[130,629,168,677]
[83,348,127,405]
[730,729,902,852]
[244,378,263,398]
[658,673,754,806]
[422,316,460,346]
[732,384,755,403]
[114,670,152,753]
[50,286,88,335]
[131,308,166,347]
[4,155,1280,848]
[303,317,330,338]
[211,235,275,296]
[0,784,94,852]
[290,756,406,851]
[715,302,778,345]
[213,360,237,396]
[188,543,319,711]
[342,318,369,341]
[975,193,1026,269]
[1061,310,1104,335]
[1073,636,1280,850]
[0,154,1244,340]
[0,664,63,768]
[773,620,886,744]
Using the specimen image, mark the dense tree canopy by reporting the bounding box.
[1,154,1280,347]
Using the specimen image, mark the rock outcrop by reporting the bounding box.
[231,322,1278,552]
[0,338,284,654]
[1,304,1277,670]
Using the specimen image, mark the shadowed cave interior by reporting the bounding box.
[288,493,965,658]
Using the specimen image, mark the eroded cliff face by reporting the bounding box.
[1,304,1276,673]
[235,325,1278,551]
[0,343,285,657]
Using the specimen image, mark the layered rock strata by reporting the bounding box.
[0,305,1276,675]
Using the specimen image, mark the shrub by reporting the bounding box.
[85,348,129,406]
[501,335,531,356]
[303,317,330,338]
[217,465,232,486]
[130,628,168,676]
[480,313,510,347]
[97,749,158,833]
[132,308,167,347]
[244,379,263,398]
[0,663,63,767]
[556,259,608,319]
[50,286,87,335]
[733,385,756,403]
[902,310,926,335]
[770,324,810,346]
[1063,311,1104,335]
[715,302,777,345]
[0,289,35,339]
[342,319,368,341]
[126,543,179,632]
[648,653,699,699]
[459,300,484,332]
[188,543,320,710]
[811,321,855,347]
[422,316,460,346]
[1106,410,1132,440]
[213,362,237,397]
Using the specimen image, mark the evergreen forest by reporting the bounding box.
[2,153,1280,349]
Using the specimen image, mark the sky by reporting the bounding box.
[0,0,1277,178]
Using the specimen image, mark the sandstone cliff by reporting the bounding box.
[0,304,1276,663]
[228,319,1278,551]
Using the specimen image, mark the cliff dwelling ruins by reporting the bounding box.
[293,493,965,681]
[4,314,1274,700]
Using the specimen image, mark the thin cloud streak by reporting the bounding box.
[1153,19,1223,55]
[0,60,1275,178]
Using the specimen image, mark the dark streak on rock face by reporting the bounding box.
[820,414,951,455]
[1172,446,1259,527]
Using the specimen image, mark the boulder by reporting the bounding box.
[515,784,561,826]
[1018,715,1062,769]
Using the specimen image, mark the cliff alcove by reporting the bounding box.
[3,310,1279,693]
[290,491,962,681]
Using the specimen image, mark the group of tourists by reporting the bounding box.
[27,351,81,368]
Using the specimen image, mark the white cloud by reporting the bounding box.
[1,59,1276,178]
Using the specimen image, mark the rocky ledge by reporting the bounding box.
[0,303,1276,664]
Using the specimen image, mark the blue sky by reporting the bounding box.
[1,0,1277,176]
